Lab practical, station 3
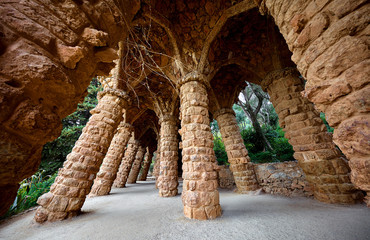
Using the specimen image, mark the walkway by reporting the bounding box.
[0,181,369,240]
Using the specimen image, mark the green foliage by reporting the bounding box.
[40,79,102,175]
[233,105,250,129]
[320,112,334,133]
[1,171,56,219]
[213,124,294,165]
[40,125,84,175]
[213,136,228,165]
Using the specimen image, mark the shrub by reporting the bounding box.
[213,137,228,165]
[214,126,294,164]
[2,171,56,219]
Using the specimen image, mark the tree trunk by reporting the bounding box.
[240,101,274,152]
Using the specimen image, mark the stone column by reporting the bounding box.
[113,137,139,188]
[214,108,259,193]
[127,145,146,184]
[157,114,179,197]
[259,0,369,206]
[261,68,362,204]
[179,73,222,220]
[154,139,161,189]
[138,149,153,181]
[34,89,128,223]
[89,122,133,197]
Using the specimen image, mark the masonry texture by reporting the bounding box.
[180,78,222,220]
[157,115,179,197]
[89,122,133,197]
[218,161,314,197]
[214,108,259,193]
[217,166,236,189]
[254,162,313,197]
[113,138,139,188]
[127,146,146,184]
[262,68,362,204]
[34,90,128,223]
[138,149,153,181]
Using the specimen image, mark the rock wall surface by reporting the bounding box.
[217,166,236,189]
[218,161,313,197]
[254,162,313,197]
[0,0,139,215]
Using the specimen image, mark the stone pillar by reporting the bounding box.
[34,89,128,223]
[113,138,139,188]
[157,115,179,197]
[214,108,259,193]
[259,0,369,206]
[89,122,133,197]
[154,139,161,188]
[138,149,153,181]
[179,73,222,220]
[261,68,362,204]
[127,145,146,184]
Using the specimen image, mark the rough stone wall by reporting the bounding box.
[179,77,221,220]
[138,149,153,181]
[127,145,146,184]
[214,108,259,193]
[217,166,236,189]
[34,90,127,223]
[157,115,179,197]
[254,162,313,197]
[113,138,139,188]
[0,0,138,215]
[262,68,362,204]
[261,0,370,205]
[89,122,133,196]
[218,162,313,197]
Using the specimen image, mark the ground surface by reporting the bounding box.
[0,181,369,240]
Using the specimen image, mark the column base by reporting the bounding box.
[88,184,111,197]
[183,205,222,220]
[34,207,79,223]
[159,189,178,197]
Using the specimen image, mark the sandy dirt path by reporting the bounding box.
[0,181,369,240]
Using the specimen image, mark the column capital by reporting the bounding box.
[260,67,300,91]
[179,71,210,89]
[213,108,235,120]
[97,88,131,105]
[121,123,134,131]
[159,114,178,125]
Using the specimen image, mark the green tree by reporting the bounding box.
[237,83,275,151]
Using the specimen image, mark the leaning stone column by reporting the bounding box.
[34,89,128,223]
[89,122,133,197]
[127,145,146,184]
[138,149,153,181]
[179,73,222,220]
[113,137,139,188]
[157,114,179,197]
[214,108,259,193]
[261,68,362,204]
